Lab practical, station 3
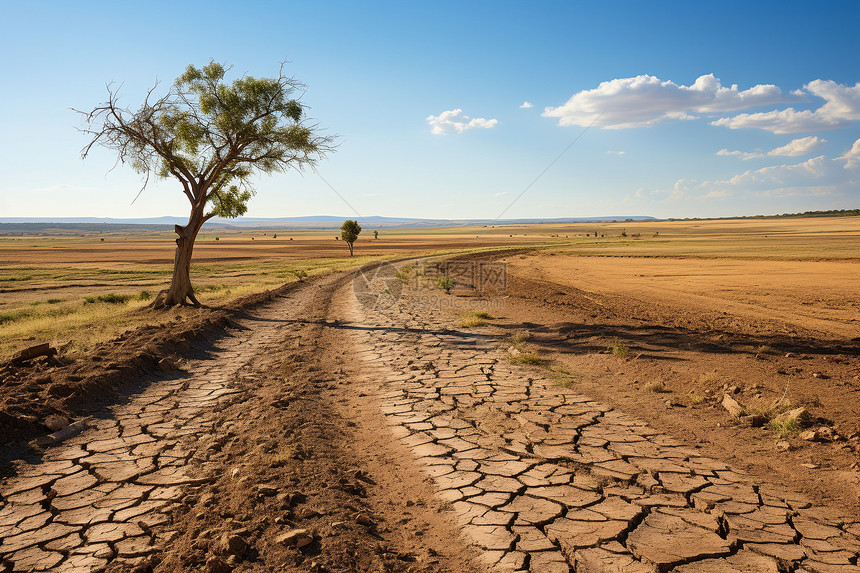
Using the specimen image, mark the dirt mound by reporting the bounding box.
[0,281,305,463]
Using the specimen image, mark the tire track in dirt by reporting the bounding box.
[347,274,860,572]
[0,270,482,573]
[0,285,307,571]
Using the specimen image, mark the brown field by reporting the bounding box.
[1,215,858,358]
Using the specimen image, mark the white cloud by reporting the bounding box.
[712,81,860,133]
[494,191,509,197]
[716,136,826,161]
[519,101,533,109]
[362,193,381,198]
[716,149,762,160]
[768,136,826,157]
[710,108,845,133]
[806,80,860,121]
[542,74,787,129]
[606,150,625,155]
[666,137,860,199]
[426,109,498,135]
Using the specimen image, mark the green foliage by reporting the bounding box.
[138,290,152,301]
[509,352,551,366]
[460,310,492,328]
[607,337,629,357]
[84,293,132,304]
[340,220,361,243]
[769,418,800,437]
[436,277,456,293]
[79,60,332,223]
[1,310,32,324]
[340,220,362,255]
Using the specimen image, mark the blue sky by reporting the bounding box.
[1,0,858,220]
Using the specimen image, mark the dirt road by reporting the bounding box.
[2,265,859,572]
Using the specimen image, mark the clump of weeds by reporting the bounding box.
[607,337,629,357]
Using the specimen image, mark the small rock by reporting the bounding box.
[355,513,373,526]
[800,463,819,469]
[507,346,521,356]
[256,484,278,496]
[276,528,313,548]
[776,440,791,451]
[738,414,767,428]
[721,394,744,418]
[230,468,240,479]
[771,407,809,426]
[221,533,248,557]
[800,429,819,441]
[44,415,70,432]
[158,357,179,371]
[812,371,829,379]
[785,352,794,358]
[298,508,321,519]
[801,427,836,442]
[205,556,231,573]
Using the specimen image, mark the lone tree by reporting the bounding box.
[340,220,361,256]
[77,61,331,307]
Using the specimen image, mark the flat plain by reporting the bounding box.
[1,215,859,572]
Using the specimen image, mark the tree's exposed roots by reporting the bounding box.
[150,289,201,309]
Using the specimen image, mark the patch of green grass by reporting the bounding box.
[460,310,493,328]
[687,391,706,405]
[607,337,629,357]
[137,290,152,301]
[47,298,63,304]
[509,333,530,345]
[769,418,801,437]
[436,277,456,293]
[508,352,551,366]
[395,267,413,283]
[84,293,133,304]
[0,275,33,282]
[0,310,32,325]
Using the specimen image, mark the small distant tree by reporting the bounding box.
[77,61,331,307]
[373,230,379,239]
[341,220,361,256]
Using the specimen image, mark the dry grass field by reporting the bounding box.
[0,227,550,357]
[2,216,857,359]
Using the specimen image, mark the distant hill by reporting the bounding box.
[0,215,659,234]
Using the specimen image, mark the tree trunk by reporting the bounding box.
[153,212,203,307]
[347,242,354,256]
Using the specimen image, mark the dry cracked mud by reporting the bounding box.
[2,262,859,572]
[347,266,860,572]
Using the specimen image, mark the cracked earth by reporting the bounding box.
[1,264,859,572]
